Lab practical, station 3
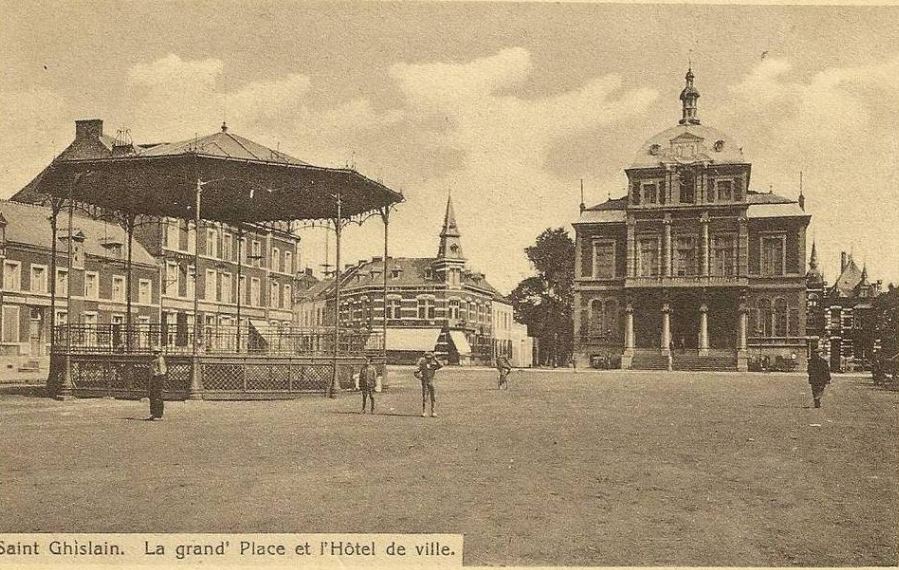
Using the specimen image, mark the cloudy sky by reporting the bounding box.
[3,2,898,292]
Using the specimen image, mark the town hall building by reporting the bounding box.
[573,69,811,371]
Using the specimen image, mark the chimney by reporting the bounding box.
[305,268,313,277]
[371,256,383,263]
[840,252,848,273]
[75,119,103,141]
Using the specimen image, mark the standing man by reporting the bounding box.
[359,355,378,414]
[808,349,832,409]
[496,353,513,390]
[148,346,167,421]
[416,351,443,417]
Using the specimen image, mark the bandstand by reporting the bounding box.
[32,130,403,400]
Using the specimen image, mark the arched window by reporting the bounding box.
[590,300,604,337]
[757,298,772,337]
[774,298,788,337]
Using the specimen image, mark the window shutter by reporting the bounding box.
[632,181,641,205]
[659,180,666,204]
[734,177,743,201]
[707,178,715,202]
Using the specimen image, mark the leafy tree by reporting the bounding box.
[510,228,575,366]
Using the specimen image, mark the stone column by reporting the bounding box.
[737,299,749,371]
[699,303,709,355]
[738,216,749,277]
[626,218,636,278]
[663,218,672,277]
[661,302,672,370]
[622,302,635,369]
[701,214,710,277]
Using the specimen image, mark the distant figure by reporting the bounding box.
[148,347,167,421]
[415,352,443,417]
[496,354,513,390]
[808,350,832,408]
[359,355,378,414]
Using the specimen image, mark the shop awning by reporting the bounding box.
[448,330,472,355]
[385,328,441,352]
[248,319,271,333]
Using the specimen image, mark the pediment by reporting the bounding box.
[670,132,704,143]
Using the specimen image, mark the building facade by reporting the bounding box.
[0,200,160,372]
[11,119,302,353]
[806,248,882,372]
[295,197,527,365]
[573,69,811,371]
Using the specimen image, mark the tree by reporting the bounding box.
[509,228,575,367]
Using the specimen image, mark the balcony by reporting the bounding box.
[625,275,748,288]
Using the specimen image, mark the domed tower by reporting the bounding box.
[626,68,750,208]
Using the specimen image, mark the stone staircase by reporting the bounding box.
[672,352,737,371]
[631,352,670,370]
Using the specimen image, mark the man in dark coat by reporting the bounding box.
[359,355,378,414]
[147,347,167,421]
[808,350,832,409]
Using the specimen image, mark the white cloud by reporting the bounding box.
[718,55,899,285]
[0,87,70,196]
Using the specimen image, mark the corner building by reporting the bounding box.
[573,69,810,371]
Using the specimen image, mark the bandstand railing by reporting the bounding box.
[50,324,385,400]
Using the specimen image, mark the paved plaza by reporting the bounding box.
[1,369,897,566]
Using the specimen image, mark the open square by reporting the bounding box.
[2,369,897,566]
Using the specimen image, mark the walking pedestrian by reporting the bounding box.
[808,349,831,408]
[359,355,378,414]
[147,346,167,421]
[415,351,443,417]
[496,353,512,390]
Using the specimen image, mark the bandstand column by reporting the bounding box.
[57,187,76,400]
[699,303,709,355]
[622,302,635,369]
[187,179,204,400]
[328,190,343,399]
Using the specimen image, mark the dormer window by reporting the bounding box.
[649,144,661,156]
[424,268,433,279]
[101,241,124,258]
[713,140,725,152]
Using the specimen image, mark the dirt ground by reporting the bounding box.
[1,369,896,566]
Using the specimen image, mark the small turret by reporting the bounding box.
[679,67,701,125]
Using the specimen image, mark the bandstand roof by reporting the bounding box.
[27,127,404,223]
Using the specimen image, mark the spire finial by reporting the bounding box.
[678,65,700,125]
[809,241,818,270]
[221,121,228,133]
